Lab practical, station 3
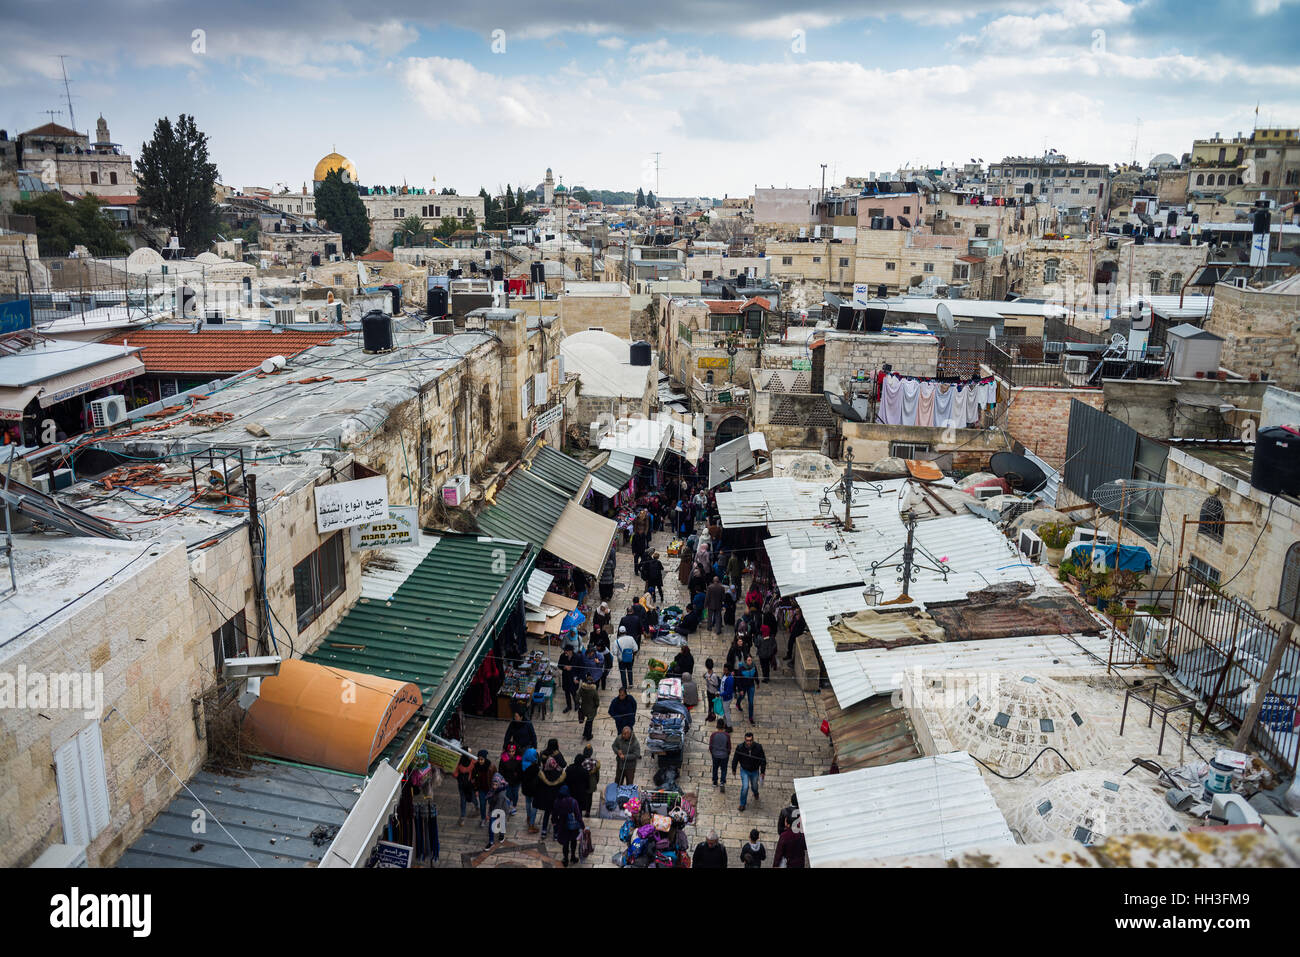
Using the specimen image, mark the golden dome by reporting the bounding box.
[314,152,357,184]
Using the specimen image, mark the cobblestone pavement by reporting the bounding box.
[424,519,832,867]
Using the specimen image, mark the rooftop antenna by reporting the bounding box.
[57,55,76,133]
[42,109,63,126]
[1130,117,1141,167]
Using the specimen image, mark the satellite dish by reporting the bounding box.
[936,302,955,331]
[824,390,866,423]
[989,451,1048,493]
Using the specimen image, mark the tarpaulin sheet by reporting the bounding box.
[1069,542,1152,572]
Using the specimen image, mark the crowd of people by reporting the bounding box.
[443,463,815,867]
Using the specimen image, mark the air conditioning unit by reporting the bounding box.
[1232,277,1247,289]
[306,308,322,323]
[272,306,296,325]
[1018,528,1044,562]
[89,395,128,429]
[1129,614,1168,656]
[975,485,1003,501]
[1070,526,1110,547]
[441,473,471,506]
[1063,355,1089,375]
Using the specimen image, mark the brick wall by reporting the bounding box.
[1004,384,1105,467]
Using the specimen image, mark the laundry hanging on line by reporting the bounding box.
[874,372,995,428]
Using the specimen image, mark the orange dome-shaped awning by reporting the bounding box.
[243,659,422,774]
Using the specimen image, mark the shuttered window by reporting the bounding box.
[293,533,346,631]
[55,723,111,847]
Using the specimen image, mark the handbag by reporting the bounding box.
[579,827,594,859]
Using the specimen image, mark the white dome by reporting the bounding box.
[194,252,223,264]
[562,329,631,364]
[1009,770,1183,845]
[916,673,1109,775]
[126,247,165,272]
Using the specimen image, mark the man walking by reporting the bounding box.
[705,576,726,634]
[734,655,758,725]
[731,731,767,813]
[613,625,639,689]
[774,820,807,868]
[693,830,728,868]
[612,725,641,785]
[599,550,616,603]
[607,685,637,733]
[558,646,580,714]
[708,718,731,793]
[577,673,600,741]
[641,550,665,604]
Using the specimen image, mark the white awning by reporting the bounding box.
[36,353,145,407]
[0,385,39,421]
[542,499,617,577]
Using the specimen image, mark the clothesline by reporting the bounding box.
[875,372,997,428]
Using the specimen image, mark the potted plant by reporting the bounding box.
[1195,370,1205,378]
[1249,372,1260,382]
[1092,580,1118,612]
[1216,370,1228,381]
[1037,522,1074,567]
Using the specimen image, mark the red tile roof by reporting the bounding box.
[358,249,394,262]
[21,122,81,138]
[706,296,772,314]
[103,329,348,374]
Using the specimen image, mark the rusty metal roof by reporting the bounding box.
[822,689,920,773]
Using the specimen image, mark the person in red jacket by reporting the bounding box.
[774,821,807,868]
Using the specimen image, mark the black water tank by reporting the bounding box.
[1251,426,1300,496]
[362,310,394,353]
[863,307,886,332]
[530,261,546,283]
[428,285,448,317]
[884,216,894,230]
[630,341,652,366]
[1253,206,1272,235]
[310,252,321,267]
[491,264,504,282]
[381,283,401,314]
[876,285,888,298]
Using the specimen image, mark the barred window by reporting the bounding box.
[1198,496,1225,543]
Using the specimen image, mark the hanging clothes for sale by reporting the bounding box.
[900,377,921,426]
[935,382,955,429]
[917,380,936,428]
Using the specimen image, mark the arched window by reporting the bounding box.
[1043,258,1060,284]
[1195,174,1204,186]
[1198,496,1225,543]
[1262,171,1271,186]
[1147,271,1162,292]
[1217,174,1226,186]
[1168,272,1183,294]
[1281,543,1300,622]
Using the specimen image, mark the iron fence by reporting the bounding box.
[1162,565,1300,773]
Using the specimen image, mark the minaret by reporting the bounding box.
[543,167,554,206]
[95,115,110,147]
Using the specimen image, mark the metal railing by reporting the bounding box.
[1163,565,1300,773]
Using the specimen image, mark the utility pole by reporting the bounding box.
[820,163,827,204]
[842,445,855,531]
[244,473,270,654]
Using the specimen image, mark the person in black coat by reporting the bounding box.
[503,717,538,753]
[672,645,695,676]
[564,749,595,815]
[558,648,581,713]
[607,685,637,732]
[618,608,644,640]
[693,830,728,868]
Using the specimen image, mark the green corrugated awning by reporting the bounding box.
[476,469,569,549]
[304,535,535,766]
[527,445,589,496]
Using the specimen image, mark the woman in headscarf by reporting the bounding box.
[677,541,694,587]
[484,773,512,850]
[593,601,612,632]
[563,746,595,816]
[551,784,585,867]
[520,747,541,833]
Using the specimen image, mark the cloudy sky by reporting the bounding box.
[2,0,1297,198]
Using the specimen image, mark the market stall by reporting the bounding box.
[496,649,554,720]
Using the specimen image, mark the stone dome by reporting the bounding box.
[1009,770,1183,845]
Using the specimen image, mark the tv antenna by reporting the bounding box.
[58,55,76,133]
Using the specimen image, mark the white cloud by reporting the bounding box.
[402,57,552,127]
[597,36,627,50]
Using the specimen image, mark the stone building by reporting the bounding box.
[984,154,1109,219]
[360,189,486,252]
[1203,280,1300,391]
[16,117,137,199]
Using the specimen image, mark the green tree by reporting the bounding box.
[433,216,462,238]
[572,187,591,204]
[134,113,220,254]
[646,191,657,207]
[635,187,645,207]
[315,167,371,254]
[13,192,129,257]
[440,186,455,194]
[394,214,428,247]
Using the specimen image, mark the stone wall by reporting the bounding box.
[1112,241,1208,297]
[0,540,206,868]
[841,421,1006,473]
[1204,282,1300,391]
[821,330,939,392]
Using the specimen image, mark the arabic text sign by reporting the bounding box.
[373,840,413,868]
[532,402,563,437]
[698,356,729,369]
[350,506,419,549]
[315,476,389,534]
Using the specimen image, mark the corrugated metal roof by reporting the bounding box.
[794,752,1014,866]
[476,469,570,549]
[305,534,532,711]
[524,568,556,609]
[590,449,636,497]
[527,445,589,496]
[796,584,1113,709]
[117,761,362,868]
[358,533,436,601]
[822,689,920,772]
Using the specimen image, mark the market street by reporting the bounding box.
[425,519,834,867]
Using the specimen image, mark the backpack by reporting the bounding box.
[566,810,580,832]
[621,643,636,665]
